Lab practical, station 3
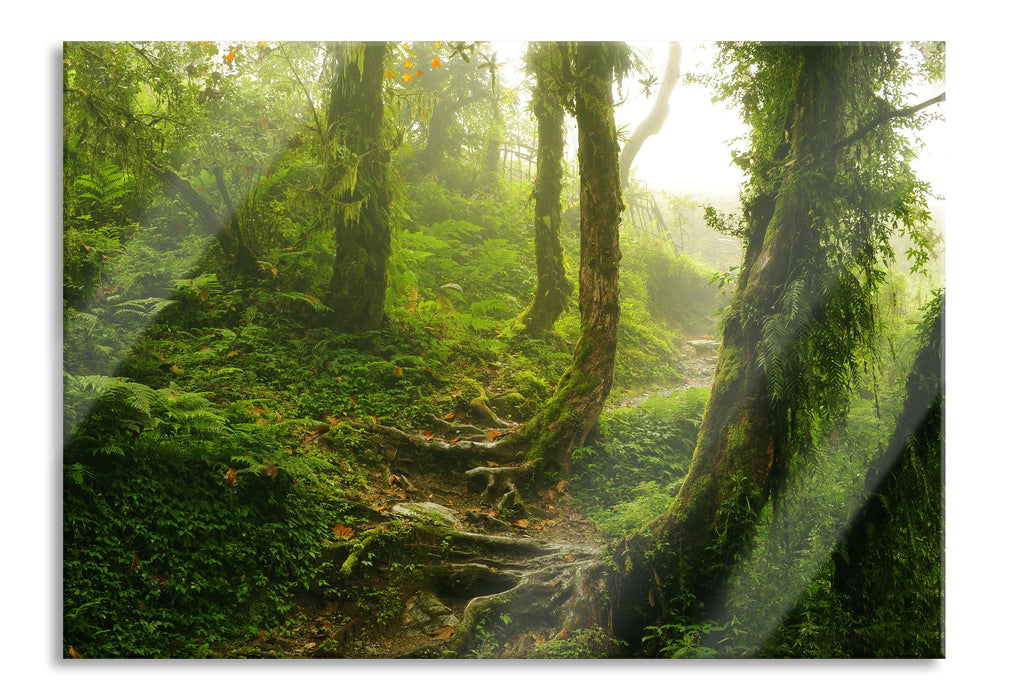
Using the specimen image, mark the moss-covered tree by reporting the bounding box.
[502,42,625,474]
[515,42,574,336]
[609,42,944,646]
[320,41,394,332]
[829,292,944,657]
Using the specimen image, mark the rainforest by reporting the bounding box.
[62,39,945,660]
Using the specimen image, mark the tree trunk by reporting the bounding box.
[516,43,573,336]
[321,42,392,333]
[504,42,623,475]
[830,294,944,656]
[609,45,848,642]
[618,42,681,189]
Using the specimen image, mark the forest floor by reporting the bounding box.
[222,337,720,659]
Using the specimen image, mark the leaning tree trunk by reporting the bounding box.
[516,42,573,336]
[321,42,392,333]
[609,45,847,643]
[502,42,623,476]
[830,294,944,657]
[618,41,681,189]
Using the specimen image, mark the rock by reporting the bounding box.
[686,338,721,356]
[402,592,460,635]
[391,501,461,528]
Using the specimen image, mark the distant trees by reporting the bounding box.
[618,41,682,189]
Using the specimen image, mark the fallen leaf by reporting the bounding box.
[68,646,83,659]
[331,523,355,540]
[225,468,237,487]
[433,625,455,640]
[391,366,403,378]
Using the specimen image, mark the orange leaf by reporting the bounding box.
[444,411,456,420]
[402,73,413,82]
[415,69,423,77]
[404,59,412,68]
[433,625,455,640]
[331,523,355,540]
[486,429,506,441]
[421,430,434,440]
[392,366,403,378]
[225,468,237,487]
[432,57,441,69]
[68,645,83,659]
[225,49,237,63]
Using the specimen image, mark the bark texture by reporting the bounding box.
[516,43,573,336]
[610,45,848,642]
[507,42,623,475]
[322,42,392,333]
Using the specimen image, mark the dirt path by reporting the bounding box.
[230,337,720,658]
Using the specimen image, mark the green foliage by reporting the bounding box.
[573,388,709,535]
[63,373,352,657]
[527,627,627,658]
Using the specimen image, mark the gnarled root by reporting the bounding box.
[464,462,533,503]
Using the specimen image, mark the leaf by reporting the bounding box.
[391,366,404,378]
[485,429,506,441]
[556,480,571,493]
[68,646,83,659]
[225,468,237,487]
[402,73,413,82]
[331,523,355,540]
[432,57,441,68]
[262,462,278,479]
[433,625,455,641]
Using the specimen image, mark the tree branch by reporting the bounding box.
[830,91,945,155]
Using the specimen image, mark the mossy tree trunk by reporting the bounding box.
[516,42,573,336]
[321,42,392,333]
[504,42,623,475]
[830,294,944,657]
[609,45,851,642]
